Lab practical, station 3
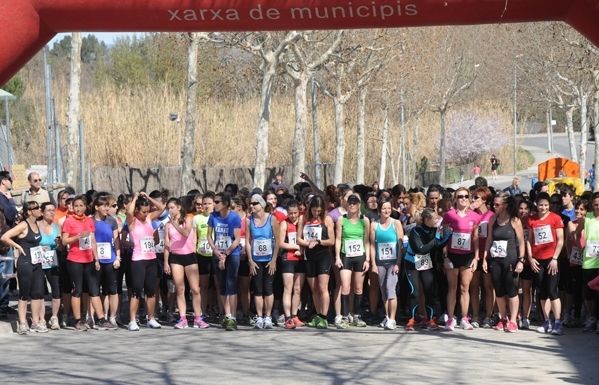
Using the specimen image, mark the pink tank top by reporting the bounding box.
[167,221,197,255]
[131,217,157,261]
[443,208,481,255]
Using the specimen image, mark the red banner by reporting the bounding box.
[1,0,598,85]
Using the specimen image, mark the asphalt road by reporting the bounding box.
[522,134,596,171]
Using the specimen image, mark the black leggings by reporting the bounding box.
[67,261,100,298]
[17,258,44,300]
[252,261,274,297]
[43,267,61,300]
[130,259,157,298]
[567,265,583,318]
[405,262,436,318]
[489,258,519,298]
[97,263,118,296]
[58,249,72,294]
[117,250,132,295]
[534,259,560,301]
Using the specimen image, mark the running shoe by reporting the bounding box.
[276,314,285,326]
[249,314,257,327]
[147,318,162,329]
[406,318,416,331]
[551,320,563,335]
[334,315,343,328]
[520,317,530,330]
[470,320,480,329]
[284,318,296,330]
[460,318,474,330]
[337,317,350,329]
[128,320,140,331]
[263,316,273,329]
[352,315,367,327]
[225,318,237,331]
[440,313,449,325]
[292,316,304,327]
[379,316,388,329]
[49,316,60,330]
[536,320,552,334]
[495,318,506,332]
[582,317,597,332]
[174,317,189,329]
[193,315,210,329]
[75,320,88,332]
[254,316,264,329]
[31,322,49,333]
[17,321,29,335]
[316,317,328,329]
[481,317,492,329]
[444,317,456,331]
[109,316,118,327]
[427,318,440,331]
[385,319,397,330]
[307,315,321,328]
[86,317,95,330]
[506,320,518,333]
[97,319,117,330]
[60,315,68,329]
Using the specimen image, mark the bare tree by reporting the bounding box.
[66,33,82,188]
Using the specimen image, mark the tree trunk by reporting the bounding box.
[356,87,367,185]
[333,97,346,185]
[400,100,406,185]
[66,32,82,188]
[254,55,276,189]
[291,74,309,186]
[565,106,578,163]
[311,78,322,189]
[579,89,589,183]
[438,108,447,185]
[592,75,599,191]
[379,106,389,189]
[181,33,200,196]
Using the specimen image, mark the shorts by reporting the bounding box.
[520,263,535,281]
[197,254,214,275]
[305,254,331,278]
[534,259,560,301]
[340,254,365,272]
[280,258,306,274]
[238,259,250,277]
[169,253,197,267]
[447,252,475,269]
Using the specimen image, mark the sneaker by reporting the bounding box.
[537,320,552,334]
[337,317,350,329]
[254,316,264,329]
[128,320,140,331]
[147,318,162,329]
[86,317,95,330]
[379,316,388,328]
[109,317,118,327]
[444,317,456,331]
[49,316,60,330]
[307,315,321,328]
[97,319,117,330]
[582,318,597,332]
[551,320,563,335]
[263,316,273,329]
[406,318,416,331]
[460,318,474,330]
[31,322,49,333]
[17,321,30,335]
[506,320,518,333]
[334,315,343,328]
[225,318,237,331]
[291,316,304,327]
[481,317,492,329]
[440,313,449,325]
[385,319,397,330]
[316,316,328,329]
[193,315,210,329]
[521,317,530,330]
[249,315,257,327]
[174,317,189,329]
[60,315,68,329]
[471,320,480,329]
[352,314,367,327]
[495,318,506,332]
[427,318,440,331]
[276,314,285,326]
[284,318,296,330]
[75,320,88,332]
[166,313,176,325]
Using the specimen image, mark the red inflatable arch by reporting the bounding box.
[1,0,598,85]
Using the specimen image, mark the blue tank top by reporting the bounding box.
[94,216,117,264]
[374,220,399,265]
[249,214,274,263]
[39,223,59,250]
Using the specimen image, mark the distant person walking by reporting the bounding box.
[490,155,500,180]
[472,165,481,179]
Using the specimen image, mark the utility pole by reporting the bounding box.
[311,78,322,189]
[400,91,406,185]
[78,120,85,193]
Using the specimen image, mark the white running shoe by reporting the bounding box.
[147,318,162,329]
[128,321,140,331]
[263,316,273,329]
[379,316,388,328]
[385,319,397,330]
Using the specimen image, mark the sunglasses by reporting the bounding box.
[473,196,481,200]
[32,179,42,182]
[214,200,222,204]
[29,206,40,211]
[250,202,260,206]
[456,194,469,199]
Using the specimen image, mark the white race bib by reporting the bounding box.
[451,232,472,252]
[569,246,583,265]
[344,239,364,257]
[490,240,508,258]
[377,242,397,261]
[30,246,44,264]
[586,240,599,258]
[41,248,57,269]
[303,225,322,241]
[414,253,433,271]
[155,229,165,253]
[97,242,112,260]
[287,232,297,246]
[141,236,155,254]
[198,240,212,255]
[533,225,553,245]
[215,236,232,252]
[79,235,92,250]
[253,239,273,257]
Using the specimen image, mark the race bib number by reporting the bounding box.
[377,242,397,261]
[569,246,583,265]
[586,241,599,258]
[97,242,112,260]
[287,232,297,246]
[79,235,92,250]
[414,253,433,271]
[141,236,155,254]
[155,229,165,253]
[253,239,273,257]
[479,222,488,238]
[490,240,508,258]
[215,236,232,251]
[345,239,364,257]
[451,232,471,252]
[303,225,322,241]
[30,246,44,264]
[41,249,58,269]
[533,225,553,245]
[198,240,212,255]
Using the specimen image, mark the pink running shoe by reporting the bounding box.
[495,318,506,332]
[444,317,456,331]
[174,317,188,329]
[193,315,210,329]
[460,318,474,330]
[506,320,518,333]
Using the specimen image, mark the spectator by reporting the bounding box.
[0,171,17,317]
[269,172,288,193]
[22,171,55,206]
[490,154,500,179]
[472,165,481,179]
[0,171,17,227]
[503,177,522,196]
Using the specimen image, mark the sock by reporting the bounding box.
[341,294,350,317]
[353,293,363,316]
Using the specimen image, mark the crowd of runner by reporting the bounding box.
[1,170,599,336]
